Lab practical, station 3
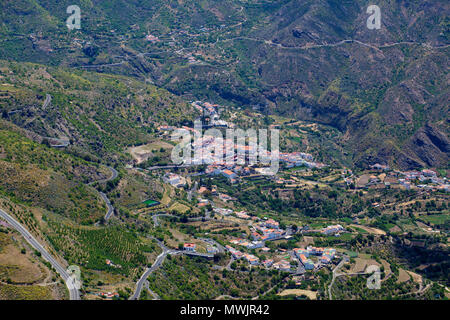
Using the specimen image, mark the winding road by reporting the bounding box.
[221,36,450,52]
[89,166,118,222]
[99,192,114,221]
[328,257,348,300]
[151,213,211,227]
[44,136,70,148]
[42,94,52,109]
[151,214,174,227]
[130,238,172,300]
[130,235,217,300]
[198,237,225,254]
[92,166,119,185]
[0,209,80,300]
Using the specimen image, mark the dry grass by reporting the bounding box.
[278,289,317,300]
[350,258,381,274]
[350,224,386,235]
[303,236,314,245]
[168,202,190,214]
[406,271,422,284]
[0,283,53,300]
[389,225,402,233]
[0,232,62,299]
[0,245,44,284]
[128,141,174,164]
[0,232,48,284]
[397,268,411,283]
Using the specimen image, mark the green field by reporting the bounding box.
[143,199,160,207]
[420,214,450,225]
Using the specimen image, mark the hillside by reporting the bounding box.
[0,0,448,169]
[0,0,449,303]
[0,60,196,163]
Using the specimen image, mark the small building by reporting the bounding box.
[221,169,237,180]
[248,241,264,249]
[145,34,159,42]
[198,186,208,194]
[262,259,274,268]
[321,224,344,236]
[265,219,280,229]
[421,169,437,177]
[251,232,263,241]
[299,254,314,270]
[219,193,236,202]
[236,211,251,219]
[213,207,233,216]
[244,254,259,265]
[183,243,196,252]
[273,260,291,272]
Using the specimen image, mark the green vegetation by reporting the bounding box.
[148,255,286,299]
[45,218,153,273]
[0,284,53,300]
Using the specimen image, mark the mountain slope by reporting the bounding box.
[0,0,448,169]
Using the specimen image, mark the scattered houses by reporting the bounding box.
[352,165,448,193]
[230,238,264,249]
[293,246,337,270]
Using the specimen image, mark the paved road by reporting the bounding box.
[222,36,450,52]
[225,257,235,271]
[328,257,347,300]
[89,166,118,185]
[187,181,198,201]
[0,209,80,300]
[173,251,214,258]
[89,166,118,222]
[130,237,216,300]
[152,213,211,227]
[8,93,52,117]
[43,136,70,148]
[130,238,171,300]
[92,166,118,184]
[99,192,114,220]
[146,164,193,171]
[42,94,52,108]
[152,214,174,227]
[199,237,225,254]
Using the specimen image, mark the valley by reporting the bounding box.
[0,0,448,301]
